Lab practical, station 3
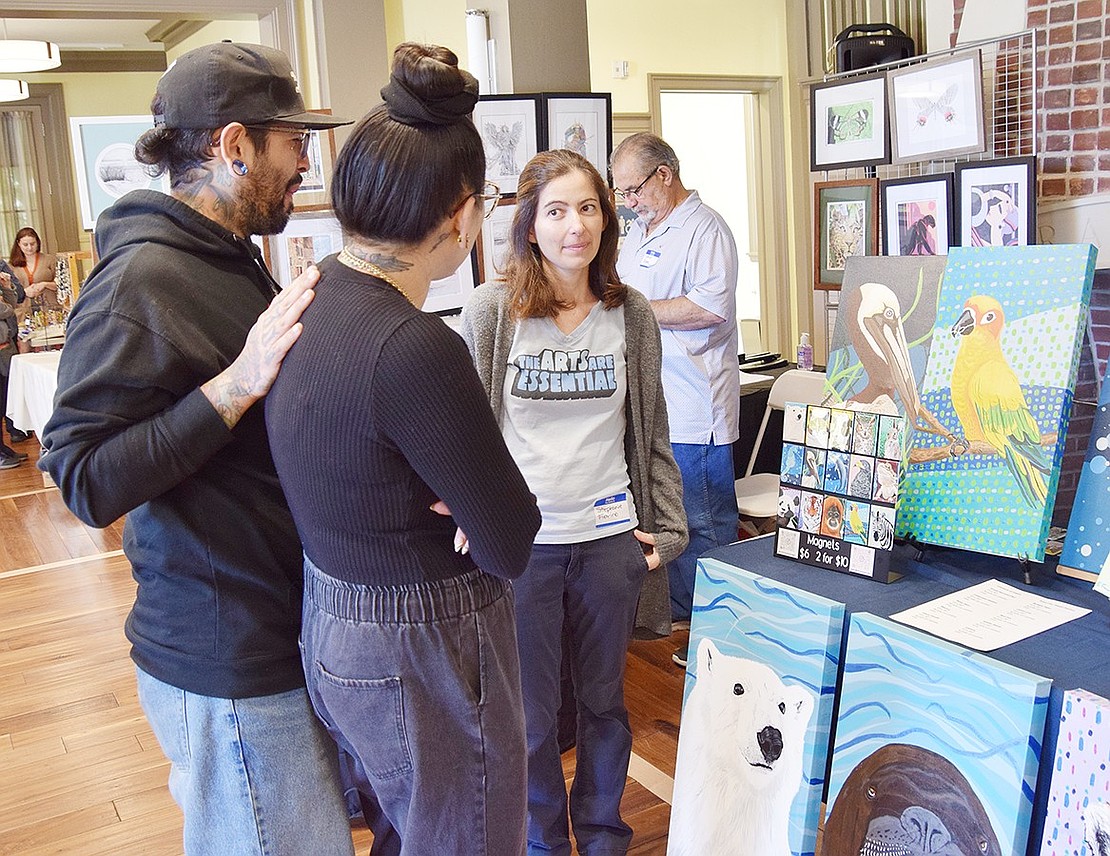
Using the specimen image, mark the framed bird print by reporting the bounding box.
[814,179,879,290]
[822,255,948,450]
[775,402,904,583]
[472,94,542,195]
[880,174,955,257]
[897,244,1098,561]
[887,52,986,164]
[955,157,1036,248]
[810,73,890,172]
[540,93,612,185]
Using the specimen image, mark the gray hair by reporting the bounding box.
[610,132,681,181]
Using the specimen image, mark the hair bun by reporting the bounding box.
[381,43,479,127]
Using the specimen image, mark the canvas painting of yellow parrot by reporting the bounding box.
[898,245,1097,561]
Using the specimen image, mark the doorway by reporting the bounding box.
[649,74,791,356]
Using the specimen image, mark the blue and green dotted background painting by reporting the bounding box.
[897,245,1098,560]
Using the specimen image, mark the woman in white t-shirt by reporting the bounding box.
[461,149,688,855]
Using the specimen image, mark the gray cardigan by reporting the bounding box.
[461,283,688,639]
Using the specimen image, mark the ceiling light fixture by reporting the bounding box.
[0,39,61,73]
[0,79,29,102]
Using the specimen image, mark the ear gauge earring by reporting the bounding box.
[232,160,248,176]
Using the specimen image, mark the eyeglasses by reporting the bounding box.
[475,181,502,219]
[614,165,660,203]
[245,125,313,160]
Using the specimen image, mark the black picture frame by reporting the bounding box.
[954,156,1036,248]
[472,94,543,195]
[879,173,955,256]
[810,73,891,172]
[540,92,613,185]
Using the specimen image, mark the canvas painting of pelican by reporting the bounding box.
[823,256,948,462]
[897,245,1097,561]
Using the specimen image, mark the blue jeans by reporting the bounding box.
[516,530,648,855]
[300,556,527,856]
[135,667,353,856]
[669,442,738,621]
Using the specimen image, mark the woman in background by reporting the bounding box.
[461,149,687,856]
[9,227,59,353]
[265,43,540,856]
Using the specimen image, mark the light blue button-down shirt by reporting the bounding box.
[617,190,740,445]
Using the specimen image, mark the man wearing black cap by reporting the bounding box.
[41,43,356,855]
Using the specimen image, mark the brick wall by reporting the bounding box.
[1029,0,1110,200]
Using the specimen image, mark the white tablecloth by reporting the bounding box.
[6,350,62,438]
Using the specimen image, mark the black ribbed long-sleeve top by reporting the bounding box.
[266,256,540,586]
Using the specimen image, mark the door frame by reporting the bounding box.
[648,74,792,355]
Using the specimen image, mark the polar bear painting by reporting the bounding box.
[668,638,815,856]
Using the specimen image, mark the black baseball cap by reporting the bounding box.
[153,41,351,130]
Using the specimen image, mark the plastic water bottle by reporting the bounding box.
[797,332,813,371]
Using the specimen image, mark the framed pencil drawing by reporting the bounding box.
[477,198,516,284]
[880,173,954,256]
[264,210,343,288]
[955,156,1035,248]
[69,115,170,230]
[425,250,478,315]
[810,74,890,172]
[473,95,542,195]
[541,93,612,184]
[887,52,986,164]
[294,110,338,210]
[814,179,878,289]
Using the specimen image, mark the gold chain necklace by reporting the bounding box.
[337,247,417,308]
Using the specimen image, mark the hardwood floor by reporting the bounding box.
[0,438,685,854]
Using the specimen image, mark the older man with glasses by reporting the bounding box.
[611,133,740,667]
[40,42,359,855]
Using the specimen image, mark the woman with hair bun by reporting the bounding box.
[265,43,539,855]
[461,149,687,855]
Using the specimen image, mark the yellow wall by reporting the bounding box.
[385,0,467,58]
[586,0,789,114]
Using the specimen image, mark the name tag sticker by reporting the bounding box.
[639,249,662,268]
[594,493,631,528]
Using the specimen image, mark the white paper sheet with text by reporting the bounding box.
[889,579,1091,652]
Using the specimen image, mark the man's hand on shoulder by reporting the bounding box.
[201,266,318,428]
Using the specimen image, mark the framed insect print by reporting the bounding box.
[880,173,954,256]
[887,53,986,164]
[810,74,890,172]
[814,179,878,289]
[954,156,1035,248]
[472,95,542,195]
[540,93,612,185]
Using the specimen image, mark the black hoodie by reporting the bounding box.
[42,190,305,699]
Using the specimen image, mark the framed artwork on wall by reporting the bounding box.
[540,93,612,184]
[294,111,338,210]
[880,173,955,256]
[473,94,542,195]
[69,115,170,230]
[477,198,517,284]
[887,52,986,164]
[264,210,343,288]
[955,156,1036,248]
[814,178,878,290]
[810,74,890,172]
[425,251,478,315]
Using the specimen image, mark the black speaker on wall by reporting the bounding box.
[834,23,915,73]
